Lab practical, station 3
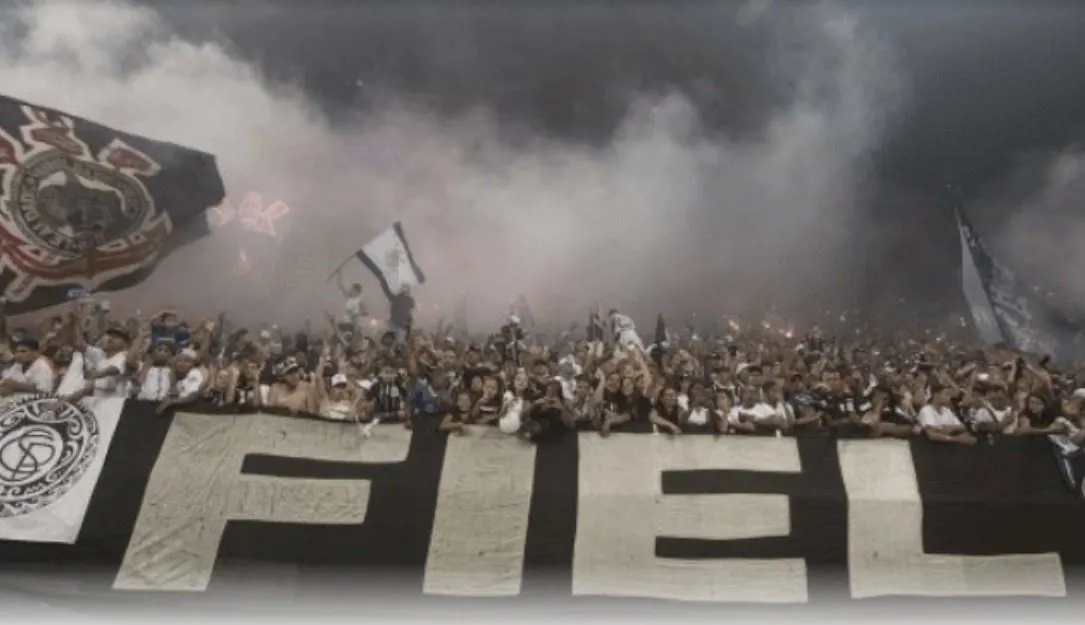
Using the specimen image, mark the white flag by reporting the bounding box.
[355,222,426,298]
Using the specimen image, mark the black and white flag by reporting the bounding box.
[354,222,426,301]
[954,203,1081,362]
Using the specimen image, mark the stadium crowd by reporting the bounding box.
[1,279,1084,472]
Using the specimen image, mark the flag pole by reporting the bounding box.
[326,253,356,282]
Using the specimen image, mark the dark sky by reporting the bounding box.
[139,0,1085,315]
[142,1,1085,188]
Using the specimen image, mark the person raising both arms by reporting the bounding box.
[335,270,368,335]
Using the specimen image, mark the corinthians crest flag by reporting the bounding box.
[0,95,226,313]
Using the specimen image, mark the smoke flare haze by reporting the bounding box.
[0,0,903,330]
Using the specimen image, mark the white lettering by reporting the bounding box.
[113,412,410,592]
[839,439,1066,598]
[424,426,536,596]
[573,434,807,603]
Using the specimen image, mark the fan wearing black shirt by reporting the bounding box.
[439,389,474,436]
[458,346,492,393]
[389,286,415,341]
[521,380,575,444]
[496,317,526,367]
[861,385,918,439]
[649,386,684,435]
[811,368,862,437]
[363,362,412,427]
[601,375,650,436]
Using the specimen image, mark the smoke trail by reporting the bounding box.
[0,0,901,330]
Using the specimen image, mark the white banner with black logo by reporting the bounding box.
[0,395,125,543]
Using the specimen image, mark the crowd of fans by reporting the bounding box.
[1,281,1084,479]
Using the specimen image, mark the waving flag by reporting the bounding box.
[954,203,1082,361]
[355,222,426,301]
[0,94,225,313]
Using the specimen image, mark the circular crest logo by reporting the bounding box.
[8,150,152,258]
[0,396,99,518]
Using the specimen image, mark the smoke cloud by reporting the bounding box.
[987,148,1085,317]
[0,0,901,331]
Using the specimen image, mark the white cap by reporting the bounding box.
[509,315,520,325]
[1073,388,1085,399]
[331,373,349,387]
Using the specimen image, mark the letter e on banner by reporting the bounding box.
[113,412,410,592]
[573,434,807,603]
[839,439,1065,598]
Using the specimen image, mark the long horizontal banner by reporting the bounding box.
[1,400,1084,610]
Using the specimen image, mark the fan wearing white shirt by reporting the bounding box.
[918,385,977,446]
[728,386,781,435]
[65,328,132,402]
[156,350,205,415]
[0,337,56,397]
[756,381,794,432]
[968,386,1017,435]
[336,272,368,331]
[135,339,176,402]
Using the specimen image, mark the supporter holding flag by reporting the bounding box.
[341,222,426,343]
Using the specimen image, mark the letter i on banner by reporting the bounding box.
[573,434,807,603]
[423,426,536,596]
[839,439,1065,598]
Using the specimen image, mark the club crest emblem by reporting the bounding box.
[0,105,170,301]
[0,396,99,518]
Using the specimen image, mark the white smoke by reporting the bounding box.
[988,147,1085,315]
[0,0,901,331]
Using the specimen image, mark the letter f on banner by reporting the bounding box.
[114,413,410,592]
